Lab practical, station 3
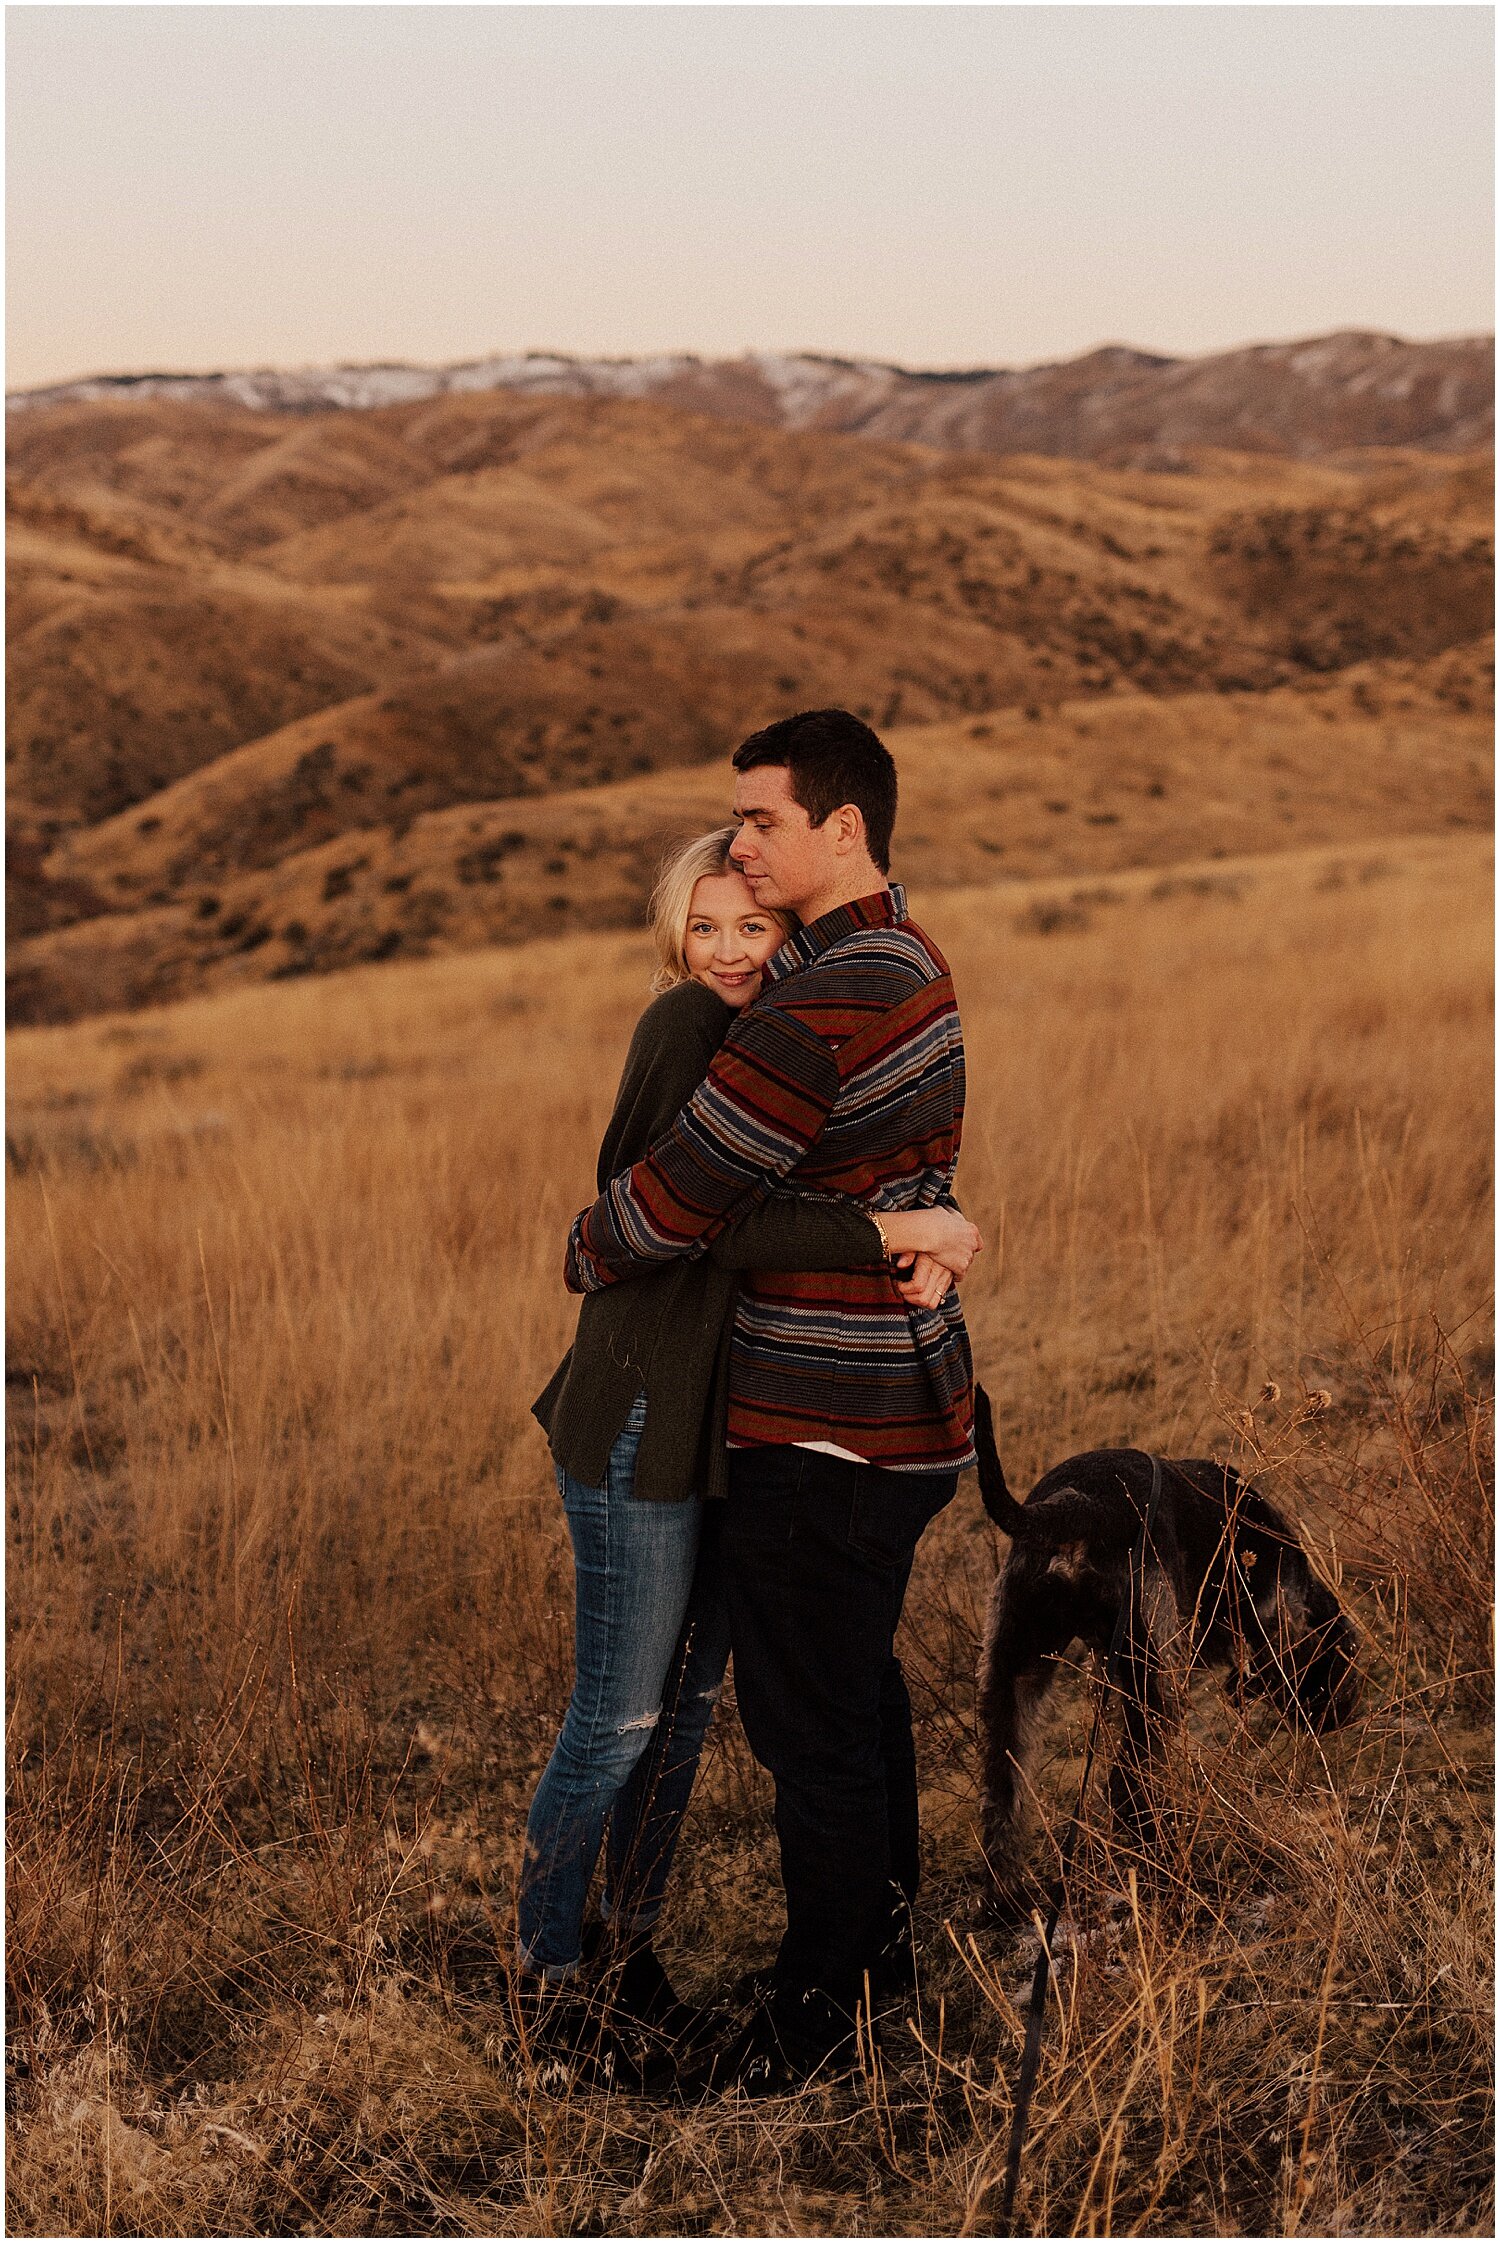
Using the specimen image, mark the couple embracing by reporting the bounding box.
[521,708,983,2095]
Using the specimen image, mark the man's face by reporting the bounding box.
[728,764,837,917]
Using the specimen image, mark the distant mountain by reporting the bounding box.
[9,331,1492,462]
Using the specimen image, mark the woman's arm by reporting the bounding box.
[708,1190,886,1273]
[709,1196,983,1278]
[880,1206,984,1277]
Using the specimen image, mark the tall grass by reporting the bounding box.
[7,832,1493,2235]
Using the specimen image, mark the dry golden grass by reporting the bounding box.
[6,831,1493,2236]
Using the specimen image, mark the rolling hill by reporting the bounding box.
[6,382,1492,1024]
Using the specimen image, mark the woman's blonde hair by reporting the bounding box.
[648,826,794,994]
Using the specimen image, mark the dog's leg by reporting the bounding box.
[1107,1561,1184,1859]
[976,1563,1064,1915]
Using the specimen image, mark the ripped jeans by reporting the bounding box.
[517,1394,730,1980]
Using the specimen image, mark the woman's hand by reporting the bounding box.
[890,1251,958,1311]
[880,1205,984,1279]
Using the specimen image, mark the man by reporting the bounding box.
[565,708,979,2090]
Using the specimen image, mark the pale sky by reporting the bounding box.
[5,3,1494,392]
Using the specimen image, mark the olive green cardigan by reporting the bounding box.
[532,978,886,1501]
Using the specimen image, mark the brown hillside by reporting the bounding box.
[10,647,1491,1026]
[5,390,1492,1023]
[8,585,443,830]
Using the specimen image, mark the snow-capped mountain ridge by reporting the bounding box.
[8,333,1492,459]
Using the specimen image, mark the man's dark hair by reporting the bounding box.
[731,709,898,873]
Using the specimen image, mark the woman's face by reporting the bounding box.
[683,872,784,1009]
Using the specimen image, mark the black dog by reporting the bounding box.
[972,1386,1361,1902]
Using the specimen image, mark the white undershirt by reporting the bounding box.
[728,1439,870,1464]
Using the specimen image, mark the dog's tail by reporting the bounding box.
[973,1383,1110,1544]
[973,1384,1035,1536]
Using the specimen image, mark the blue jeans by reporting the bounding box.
[517,1395,731,1980]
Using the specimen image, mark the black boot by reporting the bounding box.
[865,1909,918,2009]
[582,1924,725,2083]
[689,1982,872,2100]
[510,1973,644,2093]
[613,1941,720,2049]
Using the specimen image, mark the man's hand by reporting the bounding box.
[892,1251,956,1311]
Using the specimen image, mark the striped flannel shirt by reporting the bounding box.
[565,883,976,1474]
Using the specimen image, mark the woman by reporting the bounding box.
[522,827,980,2072]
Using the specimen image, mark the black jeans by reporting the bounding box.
[722,1444,959,2041]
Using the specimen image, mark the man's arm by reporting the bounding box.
[565,1000,841,1293]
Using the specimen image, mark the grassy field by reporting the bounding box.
[6,830,1494,2236]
